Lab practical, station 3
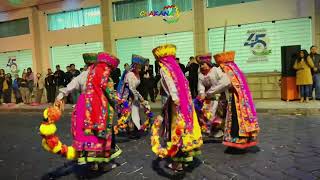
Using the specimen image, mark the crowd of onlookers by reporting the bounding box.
[0,55,203,105]
[293,45,320,103]
[1,45,318,105]
[135,56,206,102]
[0,64,85,105]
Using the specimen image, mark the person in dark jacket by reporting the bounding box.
[19,73,30,104]
[110,67,121,89]
[310,45,320,100]
[3,73,12,103]
[0,69,5,104]
[186,56,199,98]
[141,59,155,102]
[45,68,56,103]
[12,74,23,104]
[176,58,186,74]
[154,60,161,99]
[54,65,65,97]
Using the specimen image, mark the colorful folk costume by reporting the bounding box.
[196,53,231,138]
[116,55,149,133]
[213,51,259,149]
[56,52,122,167]
[151,44,203,171]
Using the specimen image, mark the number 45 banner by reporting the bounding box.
[208,17,312,73]
[244,29,272,63]
[7,56,19,75]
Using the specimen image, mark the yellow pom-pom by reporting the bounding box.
[66,146,76,160]
[41,138,51,152]
[52,141,62,154]
[39,123,57,136]
[43,108,48,119]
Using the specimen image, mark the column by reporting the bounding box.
[315,0,320,47]
[101,0,114,54]
[193,0,207,55]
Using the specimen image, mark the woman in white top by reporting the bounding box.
[117,54,146,136]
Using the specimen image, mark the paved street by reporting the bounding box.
[0,112,320,180]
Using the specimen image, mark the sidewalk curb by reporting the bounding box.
[1,107,320,115]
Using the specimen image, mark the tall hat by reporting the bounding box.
[131,54,147,65]
[83,53,97,65]
[213,51,235,65]
[97,52,120,69]
[197,53,213,65]
[152,44,176,60]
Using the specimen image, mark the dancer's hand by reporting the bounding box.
[54,99,64,112]
[199,94,205,100]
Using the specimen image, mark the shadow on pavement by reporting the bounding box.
[151,157,202,180]
[224,146,261,155]
[41,161,109,180]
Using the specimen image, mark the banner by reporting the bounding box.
[208,18,312,73]
[0,50,32,76]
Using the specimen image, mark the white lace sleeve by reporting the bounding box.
[160,69,179,101]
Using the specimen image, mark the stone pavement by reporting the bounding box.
[0,99,320,114]
[0,112,319,179]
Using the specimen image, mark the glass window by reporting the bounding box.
[116,31,194,71]
[0,18,30,38]
[207,0,257,8]
[51,42,103,70]
[48,6,101,31]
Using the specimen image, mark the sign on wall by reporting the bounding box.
[140,5,180,24]
[0,50,33,76]
[208,17,312,73]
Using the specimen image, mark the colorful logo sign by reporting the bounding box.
[140,5,180,24]
[244,29,271,62]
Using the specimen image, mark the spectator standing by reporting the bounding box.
[45,68,56,103]
[154,60,161,99]
[293,50,315,103]
[54,65,65,97]
[141,59,155,102]
[64,66,73,104]
[310,45,320,100]
[34,73,45,104]
[0,69,5,104]
[64,66,72,86]
[111,67,121,89]
[19,73,30,104]
[69,64,80,103]
[186,56,199,98]
[12,74,23,104]
[176,58,186,74]
[26,67,34,94]
[3,73,12,103]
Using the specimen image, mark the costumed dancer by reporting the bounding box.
[195,53,231,139]
[213,51,259,150]
[116,55,149,137]
[151,44,203,171]
[54,52,122,170]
